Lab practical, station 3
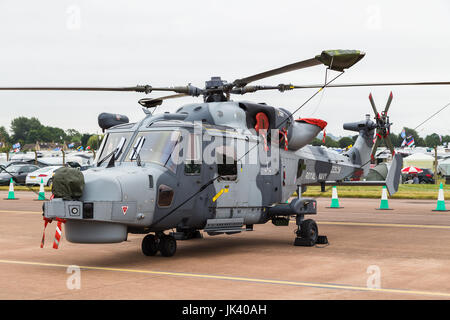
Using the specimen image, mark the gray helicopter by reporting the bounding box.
[2,49,449,257]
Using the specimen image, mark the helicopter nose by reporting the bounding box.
[81,170,123,202]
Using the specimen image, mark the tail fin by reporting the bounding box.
[385,153,403,196]
[343,118,375,176]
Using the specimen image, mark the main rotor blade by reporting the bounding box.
[0,86,150,93]
[232,58,322,88]
[232,50,366,88]
[0,85,199,95]
[384,91,393,114]
[138,93,188,108]
[231,80,450,95]
[290,81,450,89]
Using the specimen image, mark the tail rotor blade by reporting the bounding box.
[368,93,379,118]
[371,135,381,160]
[384,134,396,156]
[384,91,393,114]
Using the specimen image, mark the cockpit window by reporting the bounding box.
[125,130,181,173]
[184,133,202,175]
[96,132,132,165]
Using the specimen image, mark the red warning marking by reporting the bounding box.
[122,206,128,215]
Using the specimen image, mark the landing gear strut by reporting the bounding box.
[292,185,328,247]
[141,233,177,257]
[170,228,203,240]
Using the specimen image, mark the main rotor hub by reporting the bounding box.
[205,76,227,89]
[204,77,228,102]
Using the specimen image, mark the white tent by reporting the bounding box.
[438,158,450,176]
[403,153,435,170]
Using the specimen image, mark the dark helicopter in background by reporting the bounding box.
[1,49,449,257]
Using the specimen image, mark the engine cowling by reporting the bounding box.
[287,118,327,150]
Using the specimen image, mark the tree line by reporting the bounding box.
[0,117,447,152]
[0,116,101,152]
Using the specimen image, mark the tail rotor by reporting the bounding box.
[369,92,395,160]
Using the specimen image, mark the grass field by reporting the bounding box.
[1,182,449,200]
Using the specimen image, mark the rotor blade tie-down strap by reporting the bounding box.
[254,112,270,151]
[40,217,53,248]
[53,218,67,250]
[279,128,288,151]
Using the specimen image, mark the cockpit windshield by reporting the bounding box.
[96,132,133,166]
[125,130,181,172]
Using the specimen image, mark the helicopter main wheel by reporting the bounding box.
[301,219,318,243]
[141,234,158,256]
[159,235,177,257]
[294,219,318,246]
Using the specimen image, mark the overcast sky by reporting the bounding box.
[0,0,449,138]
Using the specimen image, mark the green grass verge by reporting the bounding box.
[301,183,450,200]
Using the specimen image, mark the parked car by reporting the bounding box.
[0,164,40,185]
[403,168,435,184]
[25,166,62,186]
[4,160,36,167]
[417,169,436,184]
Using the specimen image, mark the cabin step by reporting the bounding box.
[204,218,251,235]
[204,218,244,230]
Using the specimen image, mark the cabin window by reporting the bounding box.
[297,159,305,179]
[185,161,201,175]
[216,144,237,181]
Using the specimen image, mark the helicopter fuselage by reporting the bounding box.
[43,100,400,248]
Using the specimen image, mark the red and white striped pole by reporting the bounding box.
[53,218,66,249]
[40,217,52,248]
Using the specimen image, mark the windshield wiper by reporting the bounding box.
[130,145,142,167]
[97,148,117,167]
[130,136,145,166]
[163,138,181,168]
[97,137,127,168]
